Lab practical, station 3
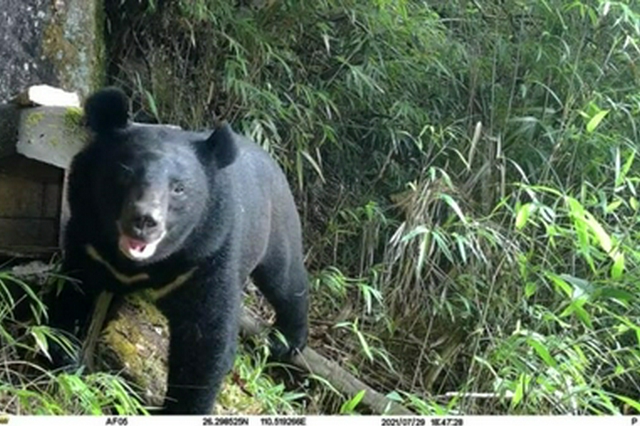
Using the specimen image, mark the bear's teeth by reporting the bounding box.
[118,233,165,261]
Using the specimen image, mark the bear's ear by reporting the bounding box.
[84,87,129,132]
[201,123,238,168]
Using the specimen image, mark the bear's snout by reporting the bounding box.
[131,212,161,233]
[120,204,166,240]
[117,195,168,261]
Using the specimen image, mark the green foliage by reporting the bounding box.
[340,389,365,414]
[0,267,147,415]
[101,0,640,415]
[218,347,306,414]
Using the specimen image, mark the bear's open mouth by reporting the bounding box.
[119,234,164,261]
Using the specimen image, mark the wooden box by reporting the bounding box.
[0,91,85,257]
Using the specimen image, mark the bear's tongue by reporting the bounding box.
[128,239,147,252]
[119,234,159,261]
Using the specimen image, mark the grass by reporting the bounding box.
[218,349,307,415]
[0,264,148,415]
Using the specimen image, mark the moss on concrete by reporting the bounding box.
[19,106,88,161]
[63,106,84,132]
[24,111,45,128]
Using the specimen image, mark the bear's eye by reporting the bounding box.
[117,164,134,185]
[172,182,185,195]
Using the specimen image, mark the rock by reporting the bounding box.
[10,260,54,279]
[0,0,104,103]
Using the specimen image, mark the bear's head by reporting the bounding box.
[82,87,237,263]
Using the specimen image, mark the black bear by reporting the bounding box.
[47,87,309,414]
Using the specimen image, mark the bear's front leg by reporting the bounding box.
[46,249,101,369]
[158,270,241,415]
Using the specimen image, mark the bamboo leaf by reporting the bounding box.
[527,338,557,368]
[586,110,609,133]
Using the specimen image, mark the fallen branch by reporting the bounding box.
[437,391,514,399]
[80,291,113,372]
[239,311,414,415]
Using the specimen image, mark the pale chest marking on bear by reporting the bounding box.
[86,245,149,284]
[85,244,198,299]
[147,267,198,301]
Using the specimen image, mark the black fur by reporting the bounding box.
[47,87,309,414]
[83,87,129,132]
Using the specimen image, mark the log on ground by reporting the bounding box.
[95,295,413,415]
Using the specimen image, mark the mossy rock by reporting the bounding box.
[0,0,105,102]
[95,294,243,414]
[96,294,169,409]
[41,0,105,99]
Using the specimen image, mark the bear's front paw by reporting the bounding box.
[268,328,307,361]
[47,341,81,372]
